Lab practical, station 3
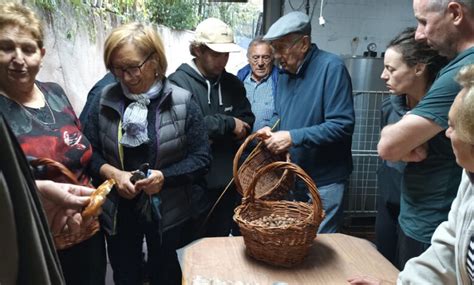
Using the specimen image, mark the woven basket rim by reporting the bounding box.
[30,157,99,249]
[233,132,292,199]
[238,162,324,224]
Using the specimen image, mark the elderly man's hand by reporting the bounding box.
[260,130,292,154]
[36,180,94,235]
[255,126,272,139]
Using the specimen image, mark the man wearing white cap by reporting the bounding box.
[169,18,254,238]
[256,11,355,233]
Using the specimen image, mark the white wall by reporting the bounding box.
[34,1,416,115]
[284,0,417,57]
[35,5,247,116]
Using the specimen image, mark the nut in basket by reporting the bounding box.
[233,161,325,267]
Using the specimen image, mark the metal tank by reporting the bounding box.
[343,54,390,231]
[344,56,387,92]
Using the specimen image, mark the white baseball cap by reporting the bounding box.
[194,18,241,53]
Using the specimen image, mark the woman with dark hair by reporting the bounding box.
[376,27,448,268]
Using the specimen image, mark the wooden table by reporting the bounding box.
[179,234,399,284]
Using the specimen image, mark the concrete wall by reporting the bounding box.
[284,0,417,57]
[32,1,416,115]
[34,4,247,116]
[36,5,110,117]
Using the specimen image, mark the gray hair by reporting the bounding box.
[427,0,474,12]
[246,37,272,57]
[455,64,474,144]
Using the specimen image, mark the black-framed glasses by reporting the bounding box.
[250,54,272,64]
[111,52,155,77]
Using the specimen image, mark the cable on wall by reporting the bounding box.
[286,0,321,26]
[319,0,326,26]
[310,0,318,22]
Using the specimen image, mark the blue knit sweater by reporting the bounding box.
[276,44,355,187]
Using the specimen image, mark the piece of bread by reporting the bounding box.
[82,178,115,218]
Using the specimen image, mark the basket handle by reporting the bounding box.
[232,132,262,192]
[244,161,323,224]
[29,157,80,185]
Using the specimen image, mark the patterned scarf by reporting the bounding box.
[120,80,162,147]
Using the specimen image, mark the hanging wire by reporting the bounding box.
[319,0,326,21]
[287,0,319,22]
[288,0,305,11]
[309,0,319,21]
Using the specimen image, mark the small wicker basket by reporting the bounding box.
[30,158,100,250]
[233,161,325,267]
[233,133,293,200]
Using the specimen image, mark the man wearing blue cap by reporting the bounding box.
[256,11,355,233]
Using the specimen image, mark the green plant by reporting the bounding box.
[146,0,260,36]
[204,2,260,38]
[148,0,201,30]
[32,0,56,11]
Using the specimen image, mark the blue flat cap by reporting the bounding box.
[263,11,311,41]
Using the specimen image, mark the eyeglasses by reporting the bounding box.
[250,55,272,64]
[111,52,155,77]
[270,36,305,54]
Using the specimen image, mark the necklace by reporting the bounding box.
[0,86,57,126]
[21,91,57,126]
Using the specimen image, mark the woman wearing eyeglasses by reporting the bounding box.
[82,23,211,284]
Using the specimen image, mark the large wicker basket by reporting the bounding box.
[233,133,293,200]
[30,158,100,250]
[233,161,325,267]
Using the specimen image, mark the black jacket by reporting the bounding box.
[169,62,255,189]
[0,116,65,284]
[82,79,211,234]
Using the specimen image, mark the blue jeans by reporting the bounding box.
[294,180,347,233]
